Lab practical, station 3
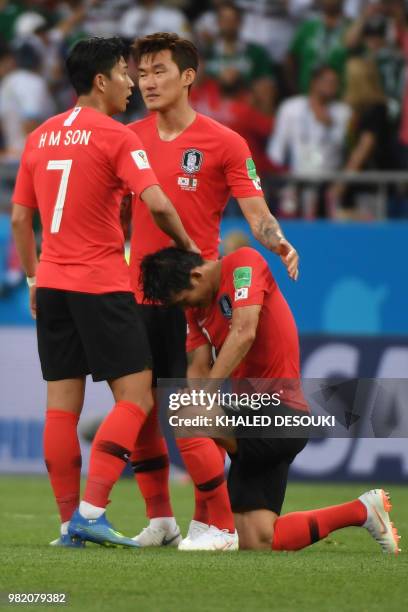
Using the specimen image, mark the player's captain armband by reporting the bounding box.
[131,150,151,170]
[233,266,252,290]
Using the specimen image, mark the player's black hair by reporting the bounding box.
[132,32,199,74]
[66,37,126,95]
[141,247,204,306]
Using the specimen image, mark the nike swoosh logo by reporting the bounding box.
[162,532,181,546]
[372,506,387,534]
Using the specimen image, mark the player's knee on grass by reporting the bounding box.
[235,510,277,550]
[109,370,154,413]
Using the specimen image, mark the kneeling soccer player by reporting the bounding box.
[140,246,401,554]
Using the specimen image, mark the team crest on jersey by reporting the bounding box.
[181,149,203,174]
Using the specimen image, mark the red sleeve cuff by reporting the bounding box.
[12,199,38,209]
[137,180,160,199]
[234,291,265,308]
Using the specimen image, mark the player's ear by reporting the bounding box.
[94,72,107,93]
[183,68,196,89]
[190,268,203,285]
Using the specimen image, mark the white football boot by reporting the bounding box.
[177,520,209,549]
[178,525,238,551]
[132,519,182,547]
[358,489,401,554]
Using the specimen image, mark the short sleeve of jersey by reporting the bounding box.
[110,128,159,197]
[222,130,264,198]
[12,140,37,208]
[186,308,209,353]
[230,248,269,308]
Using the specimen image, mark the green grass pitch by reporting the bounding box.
[0,476,407,612]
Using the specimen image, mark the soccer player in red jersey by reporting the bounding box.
[140,246,401,554]
[11,37,196,548]
[124,33,300,548]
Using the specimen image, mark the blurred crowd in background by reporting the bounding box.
[1,0,408,296]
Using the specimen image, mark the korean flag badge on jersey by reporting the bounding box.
[233,266,252,301]
[131,149,151,170]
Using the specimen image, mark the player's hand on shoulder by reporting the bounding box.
[278,238,299,281]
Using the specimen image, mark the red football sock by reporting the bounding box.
[193,487,209,524]
[272,500,367,551]
[177,437,234,533]
[84,401,147,508]
[131,404,173,518]
[43,409,81,523]
[193,444,226,524]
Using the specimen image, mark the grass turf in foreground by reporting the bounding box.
[0,476,406,612]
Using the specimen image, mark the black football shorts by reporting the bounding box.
[36,288,152,382]
[137,304,187,386]
[227,405,309,515]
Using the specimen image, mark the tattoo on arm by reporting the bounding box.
[255,216,283,252]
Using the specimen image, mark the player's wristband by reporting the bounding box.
[26,276,36,288]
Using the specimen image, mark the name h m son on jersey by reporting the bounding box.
[38,129,92,148]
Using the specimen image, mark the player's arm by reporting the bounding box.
[140,185,199,253]
[208,304,261,381]
[113,131,199,252]
[11,203,38,318]
[237,196,299,281]
[223,130,298,280]
[187,343,212,380]
[120,194,132,239]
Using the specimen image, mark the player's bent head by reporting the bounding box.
[141,247,204,306]
[66,37,127,96]
[132,32,198,95]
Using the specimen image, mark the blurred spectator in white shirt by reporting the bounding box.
[119,0,190,40]
[0,42,56,159]
[268,65,350,172]
[267,65,350,217]
[84,0,133,37]
[238,0,314,63]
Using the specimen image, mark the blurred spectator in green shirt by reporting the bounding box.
[362,15,404,121]
[287,0,355,93]
[203,2,274,86]
[0,0,24,42]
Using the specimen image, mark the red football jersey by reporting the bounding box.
[128,112,264,301]
[186,247,308,411]
[13,106,158,293]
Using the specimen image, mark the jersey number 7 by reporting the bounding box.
[47,159,73,233]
